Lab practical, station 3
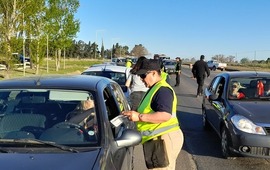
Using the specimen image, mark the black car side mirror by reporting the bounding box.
[116,129,142,148]
[209,94,218,100]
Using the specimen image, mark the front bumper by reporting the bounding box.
[229,124,270,158]
[165,68,175,74]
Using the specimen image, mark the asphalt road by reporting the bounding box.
[133,66,270,170]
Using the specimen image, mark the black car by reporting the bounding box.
[163,60,176,74]
[0,75,141,169]
[202,71,270,159]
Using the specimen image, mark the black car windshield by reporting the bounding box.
[228,77,270,100]
[0,89,98,146]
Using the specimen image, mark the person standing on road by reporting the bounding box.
[174,57,182,87]
[192,55,210,97]
[122,59,184,170]
[154,54,171,84]
[125,58,132,68]
[125,56,149,110]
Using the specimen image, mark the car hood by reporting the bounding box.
[0,149,101,170]
[230,101,270,123]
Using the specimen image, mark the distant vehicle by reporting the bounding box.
[163,60,176,74]
[0,63,7,70]
[203,71,270,159]
[12,53,31,65]
[114,57,127,66]
[0,75,141,169]
[81,65,131,100]
[207,60,227,71]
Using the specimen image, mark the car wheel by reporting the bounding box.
[202,108,210,130]
[212,66,216,71]
[221,127,236,159]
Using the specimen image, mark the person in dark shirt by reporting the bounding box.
[121,59,183,169]
[192,55,210,97]
[174,57,182,87]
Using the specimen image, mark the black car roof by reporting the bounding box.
[0,75,113,91]
[217,71,270,78]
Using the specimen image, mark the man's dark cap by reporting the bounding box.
[136,59,160,75]
[154,54,160,59]
[200,55,205,60]
[176,57,180,59]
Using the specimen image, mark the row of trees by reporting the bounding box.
[68,40,149,60]
[0,0,80,75]
[0,0,150,76]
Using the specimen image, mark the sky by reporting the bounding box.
[75,0,270,61]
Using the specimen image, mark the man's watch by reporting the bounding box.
[138,114,143,121]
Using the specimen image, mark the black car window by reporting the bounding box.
[0,89,98,145]
[208,76,221,93]
[103,87,124,138]
[228,77,270,100]
[111,83,130,112]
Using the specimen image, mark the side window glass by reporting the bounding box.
[103,87,124,138]
[111,83,129,112]
[209,77,221,93]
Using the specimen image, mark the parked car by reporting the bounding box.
[81,65,131,100]
[163,60,176,74]
[12,53,31,65]
[207,60,227,71]
[0,75,141,170]
[202,71,270,159]
[0,63,7,70]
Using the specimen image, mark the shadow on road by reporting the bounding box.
[177,110,223,158]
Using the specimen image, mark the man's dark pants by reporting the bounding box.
[196,76,205,95]
[175,72,180,86]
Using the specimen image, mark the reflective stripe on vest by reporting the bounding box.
[137,80,180,144]
[141,123,179,136]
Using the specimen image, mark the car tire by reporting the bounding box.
[221,126,236,159]
[212,66,216,71]
[202,108,211,130]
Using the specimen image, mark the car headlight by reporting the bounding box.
[231,115,266,135]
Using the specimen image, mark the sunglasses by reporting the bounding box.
[139,71,151,79]
[232,85,237,88]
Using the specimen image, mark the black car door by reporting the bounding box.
[104,84,133,170]
[206,76,226,133]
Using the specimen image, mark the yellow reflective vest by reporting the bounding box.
[126,60,132,68]
[137,80,180,144]
[161,71,168,82]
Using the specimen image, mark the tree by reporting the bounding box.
[240,57,250,64]
[0,0,30,73]
[101,39,104,59]
[46,0,80,71]
[130,44,148,57]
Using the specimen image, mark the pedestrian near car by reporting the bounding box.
[154,54,171,84]
[174,57,182,87]
[192,55,210,97]
[122,59,184,170]
[125,56,149,110]
[125,58,132,68]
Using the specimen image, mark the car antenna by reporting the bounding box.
[35,73,43,86]
[252,62,258,76]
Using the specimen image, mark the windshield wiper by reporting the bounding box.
[0,139,79,153]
